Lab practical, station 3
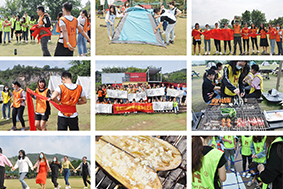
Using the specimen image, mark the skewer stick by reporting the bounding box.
[95,167,99,173]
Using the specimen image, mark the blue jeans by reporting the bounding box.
[176,97,181,105]
[174,106,179,113]
[2,101,11,118]
[19,172,28,189]
[204,39,211,51]
[63,169,70,185]
[77,32,88,55]
[3,32,10,42]
[163,21,168,31]
[106,22,115,37]
[270,39,275,54]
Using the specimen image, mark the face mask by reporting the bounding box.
[13,87,16,90]
[236,65,242,70]
[277,27,280,29]
[5,19,7,21]
[53,158,56,162]
[40,154,43,158]
[20,155,23,157]
[126,4,128,6]
[5,88,8,90]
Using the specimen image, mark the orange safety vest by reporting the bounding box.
[87,20,91,31]
[269,27,275,39]
[260,29,267,39]
[97,90,103,97]
[275,29,282,42]
[59,84,82,117]
[79,16,88,33]
[38,13,49,26]
[35,88,48,113]
[242,27,250,39]
[13,89,23,108]
[204,29,210,40]
[193,28,201,40]
[56,20,61,33]
[233,25,241,34]
[60,16,77,48]
[250,28,257,38]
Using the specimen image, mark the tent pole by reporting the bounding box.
[276,61,283,91]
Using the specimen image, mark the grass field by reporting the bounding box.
[96,16,187,55]
[96,112,187,130]
[0,34,91,56]
[5,177,87,189]
[0,100,90,131]
[191,35,282,56]
[192,65,282,112]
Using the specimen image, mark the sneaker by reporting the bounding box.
[48,40,51,42]
[19,41,21,43]
[165,42,170,46]
[8,41,11,43]
[194,54,196,56]
[198,53,201,56]
[16,41,18,43]
[109,36,112,40]
[58,186,61,189]
[224,51,226,54]
[21,127,25,131]
[1,117,4,119]
[219,52,222,55]
[10,126,16,131]
[246,173,251,178]
[230,51,232,54]
[247,181,252,186]
[242,172,247,177]
[243,51,246,54]
[169,40,174,44]
[162,31,165,34]
[205,52,207,55]
[252,50,255,53]
[257,50,260,53]
[25,40,28,43]
[84,187,88,189]
[215,51,219,54]
[6,118,9,120]
[26,187,30,189]
[4,41,6,44]
[208,52,210,55]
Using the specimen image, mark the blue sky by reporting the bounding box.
[96,60,187,74]
[0,136,90,159]
[0,60,72,70]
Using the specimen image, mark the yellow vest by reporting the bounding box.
[2,91,11,104]
[249,74,263,94]
[224,64,242,96]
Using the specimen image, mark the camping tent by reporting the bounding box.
[111,7,165,47]
[76,76,91,99]
[261,61,270,66]
[206,62,216,68]
[48,76,62,92]
[272,61,278,65]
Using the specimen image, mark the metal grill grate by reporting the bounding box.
[95,136,187,189]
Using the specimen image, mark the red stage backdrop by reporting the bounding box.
[113,103,154,114]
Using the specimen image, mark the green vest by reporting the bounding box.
[0,21,3,31]
[3,21,11,32]
[241,136,253,156]
[10,18,16,28]
[192,148,223,189]
[15,21,21,31]
[29,20,36,29]
[253,136,267,163]
[173,101,178,107]
[22,22,28,32]
[211,137,217,149]
[224,136,234,149]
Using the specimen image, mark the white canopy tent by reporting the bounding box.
[261,61,270,66]
[76,76,91,99]
[48,76,62,92]
[272,61,278,65]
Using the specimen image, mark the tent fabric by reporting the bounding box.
[76,76,91,99]
[52,21,60,35]
[111,7,165,47]
[48,76,62,92]
[261,61,270,66]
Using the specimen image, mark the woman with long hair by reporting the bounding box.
[0,147,13,189]
[259,23,268,54]
[21,17,28,43]
[250,23,259,54]
[50,156,62,189]
[105,5,118,40]
[192,136,226,188]
[60,156,76,189]
[29,15,36,42]
[1,85,12,120]
[268,23,276,55]
[33,152,51,189]
[77,9,89,56]
[75,156,91,188]
[241,23,250,55]
[14,15,22,43]
[275,24,282,55]
[12,150,34,189]
[10,81,26,131]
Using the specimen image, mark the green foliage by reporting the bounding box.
[68,60,91,83]
[269,17,283,27]
[27,82,37,90]
[162,69,186,83]
[218,18,230,28]
[251,9,266,28]
[242,10,251,26]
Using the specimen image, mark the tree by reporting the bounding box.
[68,60,90,83]
[242,10,251,26]
[269,17,283,27]
[251,9,266,28]
[219,18,230,28]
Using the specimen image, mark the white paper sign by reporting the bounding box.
[166,88,183,97]
[152,102,173,111]
[128,92,147,102]
[106,90,128,99]
[96,104,113,113]
[146,88,165,97]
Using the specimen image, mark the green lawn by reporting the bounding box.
[192,65,282,112]
[96,113,187,130]
[96,16,187,55]
[5,177,87,189]
[0,34,90,56]
[0,100,90,131]
[191,35,281,56]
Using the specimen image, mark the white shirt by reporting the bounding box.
[14,156,33,173]
[55,83,86,118]
[77,15,86,27]
[58,15,79,44]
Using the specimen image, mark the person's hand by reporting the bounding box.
[234,88,240,95]
[240,92,245,97]
[11,167,15,171]
[154,29,157,34]
[228,140,232,144]
[60,170,62,174]
[67,43,75,51]
[74,170,77,173]
[257,164,264,173]
[17,99,21,102]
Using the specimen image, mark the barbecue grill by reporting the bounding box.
[95,135,187,189]
[195,98,270,131]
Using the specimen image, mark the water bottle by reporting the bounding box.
[14,49,17,55]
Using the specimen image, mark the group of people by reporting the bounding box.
[0,149,90,189]
[192,17,283,55]
[1,71,87,131]
[105,1,181,45]
[96,83,186,114]
[192,135,283,189]
[202,61,263,104]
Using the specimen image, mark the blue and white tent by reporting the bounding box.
[111,7,165,47]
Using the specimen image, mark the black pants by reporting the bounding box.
[277,41,282,55]
[0,166,5,189]
[214,39,221,52]
[243,38,250,52]
[242,154,252,172]
[245,90,261,99]
[251,37,258,50]
[12,106,25,128]
[233,37,242,54]
[54,42,74,56]
[11,28,14,39]
[82,174,91,187]
[57,116,79,131]
[51,176,58,187]
[224,40,231,52]
[88,30,91,39]
[0,31,2,43]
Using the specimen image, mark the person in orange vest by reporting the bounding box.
[204,24,211,55]
[54,2,91,56]
[250,23,259,54]
[192,23,201,56]
[49,71,87,131]
[268,23,276,55]
[28,78,51,131]
[241,23,250,55]
[223,23,232,55]
[213,23,222,55]
[10,81,26,131]
[259,23,269,55]
[36,5,52,56]
[231,18,243,55]
[97,86,104,103]
[275,24,282,55]
[77,9,89,57]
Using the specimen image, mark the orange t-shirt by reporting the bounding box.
[260,29,267,39]
[241,27,250,39]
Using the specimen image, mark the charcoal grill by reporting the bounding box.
[95,135,187,189]
[196,98,270,131]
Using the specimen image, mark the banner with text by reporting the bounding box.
[152,102,173,111]
[166,88,184,97]
[113,103,154,114]
[146,88,165,97]
[128,92,147,102]
[106,89,128,99]
[96,104,113,113]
